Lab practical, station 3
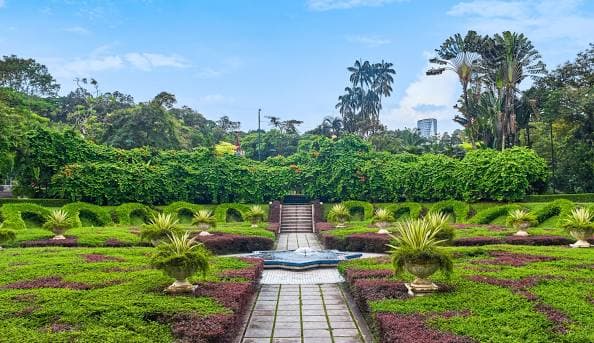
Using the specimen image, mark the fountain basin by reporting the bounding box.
[249,249,362,270]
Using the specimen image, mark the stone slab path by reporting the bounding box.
[240,232,371,343]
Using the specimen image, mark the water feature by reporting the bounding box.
[249,249,362,270]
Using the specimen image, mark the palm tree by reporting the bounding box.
[265,116,282,129]
[281,119,303,134]
[323,116,343,136]
[348,60,373,88]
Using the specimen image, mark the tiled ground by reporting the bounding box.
[242,284,365,343]
[260,268,345,284]
[276,233,322,250]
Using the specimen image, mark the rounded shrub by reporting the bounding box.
[429,200,470,223]
[385,202,423,220]
[0,203,52,230]
[214,203,250,223]
[62,202,112,227]
[342,201,374,221]
[469,204,522,224]
[114,203,156,225]
[163,201,203,224]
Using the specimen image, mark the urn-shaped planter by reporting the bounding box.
[163,265,197,294]
[569,229,592,248]
[405,258,440,294]
[513,222,531,236]
[52,227,68,240]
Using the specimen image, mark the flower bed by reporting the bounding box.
[195,233,274,254]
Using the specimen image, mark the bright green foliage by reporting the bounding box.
[385,202,423,220]
[387,219,453,277]
[525,193,594,203]
[150,232,210,279]
[372,208,395,225]
[425,212,455,244]
[114,203,155,225]
[245,205,266,224]
[62,202,112,227]
[506,209,538,229]
[429,200,470,222]
[470,204,522,224]
[561,207,594,234]
[140,213,182,245]
[532,199,575,225]
[214,203,249,222]
[342,200,374,220]
[0,203,51,230]
[43,209,75,236]
[327,204,351,224]
[192,210,216,229]
[0,224,16,245]
[163,201,202,216]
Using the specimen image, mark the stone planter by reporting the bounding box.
[164,265,196,294]
[569,229,592,248]
[513,222,531,236]
[197,223,211,230]
[52,228,67,240]
[336,221,347,228]
[404,259,440,295]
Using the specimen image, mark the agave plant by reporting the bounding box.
[562,208,593,248]
[192,210,216,230]
[150,232,209,293]
[424,212,455,244]
[43,209,74,240]
[141,213,181,246]
[387,219,453,294]
[328,204,350,227]
[372,208,395,231]
[506,209,537,236]
[245,205,266,227]
[0,223,16,250]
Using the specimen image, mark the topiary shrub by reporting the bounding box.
[0,203,51,230]
[532,199,575,225]
[62,202,112,227]
[342,201,374,221]
[214,204,250,223]
[385,202,423,220]
[114,203,156,225]
[429,200,470,223]
[469,204,522,224]
[163,201,203,224]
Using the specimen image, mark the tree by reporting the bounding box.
[281,119,303,134]
[0,55,60,96]
[216,116,241,133]
[265,116,282,129]
[152,91,177,109]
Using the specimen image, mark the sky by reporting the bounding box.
[1,0,593,133]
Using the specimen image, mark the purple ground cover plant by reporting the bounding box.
[477,251,557,267]
[375,312,475,343]
[20,238,78,247]
[82,254,125,263]
[3,276,92,290]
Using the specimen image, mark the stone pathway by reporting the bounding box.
[240,232,370,343]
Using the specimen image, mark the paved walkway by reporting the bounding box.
[241,231,370,343]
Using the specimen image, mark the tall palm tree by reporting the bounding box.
[265,116,282,129]
[321,116,343,136]
[348,60,373,88]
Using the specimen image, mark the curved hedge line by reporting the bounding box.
[114,203,156,225]
[62,202,112,227]
[532,199,575,225]
[469,204,522,224]
[163,201,203,215]
[429,200,470,222]
[214,203,250,223]
[0,203,51,230]
[384,202,423,220]
[342,201,374,220]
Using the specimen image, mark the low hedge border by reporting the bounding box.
[384,202,423,220]
[214,203,250,223]
[342,200,374,220]
[62,202,112,227]
[195,233,274,254]
[0,203,51,230]
[162,201,203,216]
[469,204,522,224]
[429,200,470,222]
[524,193,594,203]
[114,203,156,225]
[0,198,69,207]
[531,199,575,224]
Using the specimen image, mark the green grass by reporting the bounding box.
[0,247,252,342]
[339,245,594,343]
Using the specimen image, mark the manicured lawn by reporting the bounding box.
[0,246,261,342]
[339,245,594,343]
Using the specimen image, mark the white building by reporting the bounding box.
[417,118,437,138]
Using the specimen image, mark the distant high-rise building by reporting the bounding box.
[417,118,437,138]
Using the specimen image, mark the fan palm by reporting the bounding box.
[561,208,593,248]
[141,213,182,246]
[43,209,74,240]
[245,205,266,227]
[192,210,216,230]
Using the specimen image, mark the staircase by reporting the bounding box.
[280,204,313,233]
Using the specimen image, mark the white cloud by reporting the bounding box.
[347,34,391,47]
[63,26,91,35]
[307,0,404,11]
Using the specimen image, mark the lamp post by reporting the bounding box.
[257,108,262,161]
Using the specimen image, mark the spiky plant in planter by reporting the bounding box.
[0,224,16,250]
[43,210,74,240]
[141,213,182,246]
[373,208,395,233]
[150,232,209,293]
[192,210,216,230]
[245,205,265,227]
[425,212,455,244]
[387,219,453,295]
[506,209,537,236]
[562,208,593,248]
[328,204,350,228]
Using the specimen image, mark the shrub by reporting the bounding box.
[0,203,51,230]
[532,199,575,225]
[192,210,216,229]
[114,203,155,225]
[524,193,594,203]
[43,209,75,239]
[214,203,250,223]
[195,234,274,254]
[141,213,182,246]
[0,224,17,248]
[0,198,68,207]
[162,201,203,223]
[327,204,350,225]
[351,279,408,314]
[429,200,469,222]
[470,204,522,224]
[61,202,112,227]
[506,209,538,229]
[346,233,391,253]
[385,202,423,220]
[561,207,594,234]
[425,212,455,244]
[372,208,395,228]
[342,200,374,220]
[150,232,210,283]
[245,205,266,225]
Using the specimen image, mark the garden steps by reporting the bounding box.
[280,204,313,233]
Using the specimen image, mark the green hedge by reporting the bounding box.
[384,202,423,220]
[524,193,594,203]
[114,203,156,225]
[0,203,51,230]
[429,200,470,222]
[469,204,522,224]
[62,202,112,227]
[0,198,68,207]
[342,201,374,220]
[531,199,575,224]
[214,203,250,222]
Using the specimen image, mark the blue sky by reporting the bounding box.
[1,0,593,133]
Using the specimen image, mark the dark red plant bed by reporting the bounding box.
[195,233,274,254]
[20,238,78,247]
[315,222,335,232]
[345,269,393,284]
[351,279,409,315]
[2,276,92,290]
[81,254,125,263]
[218,257,263,286]
[477,251,557,267]
[321,233,391,253]
[375,312,474,343]
[167,313,236,343]
[453,235,575,246]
